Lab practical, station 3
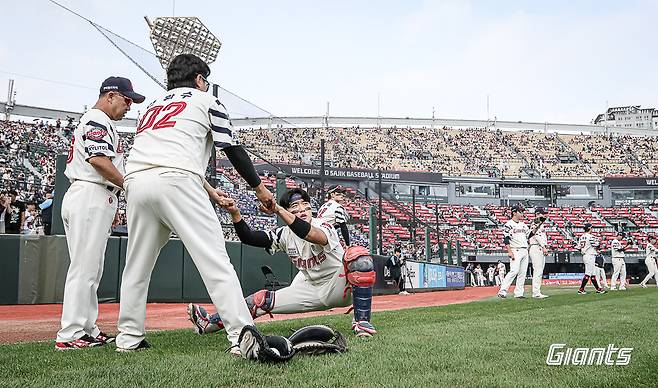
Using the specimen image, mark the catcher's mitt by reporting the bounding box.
[238,325,295,362]
[288,325,348,355]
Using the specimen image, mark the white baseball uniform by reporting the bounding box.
[317,198,349,245]
[578,232,599,276]
[610,239,627,290]
[261,217,349,314]
[57,108,123,342]
[499,219,529,297]
[487,266,495,285]
[318,199,349,226]
[529,223,548,297]
[116,87,253,348]
[496,262,506,285]
[474,267,485,286]
[640,242,658,287]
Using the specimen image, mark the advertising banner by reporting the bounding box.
[418,263,447,288]
[446,266,466,288]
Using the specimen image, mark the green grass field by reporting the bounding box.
[2,287,657,388]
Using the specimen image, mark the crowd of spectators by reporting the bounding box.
[3,118,658,250]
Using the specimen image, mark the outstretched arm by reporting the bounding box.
[274,205,328,246]
[225,200,272,248]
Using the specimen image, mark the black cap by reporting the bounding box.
[535,207,547,215]
[584,223,593,231]
[510,203,525,214]
[100,77,145,103]
[328,185,346,195]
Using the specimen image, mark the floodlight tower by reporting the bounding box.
[144,15,223,188]
[144,16,222,72]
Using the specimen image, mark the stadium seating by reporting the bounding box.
[2,120,658,254]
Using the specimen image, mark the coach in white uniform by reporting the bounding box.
[498,203,530,299]
[577,223,605,294]
[639,235,658,288]
[55,77,145,350]
[115,54,275,354]
[609,231,629,291]
[529,207,549,299]
[317,185,350,246]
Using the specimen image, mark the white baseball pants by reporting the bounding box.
[57,181,117,342]
[260,269,350,316]
[529,245,545,297]
[499,248,528,297]
[116,168,253,348]
[583,254,596,276]
[610,257,626,289]
[595,266,608,288]
[640,257,658,287]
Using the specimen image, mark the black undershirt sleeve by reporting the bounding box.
[233,219,271,248]
[336,223,350,245]
[222,145,262,188]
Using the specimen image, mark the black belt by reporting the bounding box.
[73,179,120,195]
[105,185,121,195]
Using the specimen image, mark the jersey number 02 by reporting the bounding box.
[136,101,187,134]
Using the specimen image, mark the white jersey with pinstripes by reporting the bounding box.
[317,199,349,227]
[610,239,625,259]
[579,233,599,256]
[502,219,529,248]
[266,218,344,286]
[529,223,547,248]
[647,242,658,260]
[125,87,236,178]
[64,108,125,186]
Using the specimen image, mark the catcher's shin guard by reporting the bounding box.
[245,289,275,318]
[343,246,376,334]
[352,286,373,323]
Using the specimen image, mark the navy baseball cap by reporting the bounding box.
[99,77,145,103]
[510,203,525,213]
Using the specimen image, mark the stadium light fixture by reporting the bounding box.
[145,16,222,70]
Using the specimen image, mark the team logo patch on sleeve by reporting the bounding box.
[86,127,108,141]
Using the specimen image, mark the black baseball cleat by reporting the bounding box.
[95,331,115,345]
[596,289,606,294]
[497,292,507,298]
[577,290,587,295]
[116,339,151,353]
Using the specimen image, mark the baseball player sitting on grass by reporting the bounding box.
[188,188,378,337]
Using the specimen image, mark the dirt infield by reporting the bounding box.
[0,287,499,344]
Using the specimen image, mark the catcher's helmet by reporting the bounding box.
[583,222,593,231]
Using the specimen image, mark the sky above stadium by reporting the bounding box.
[1,0,656,124]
